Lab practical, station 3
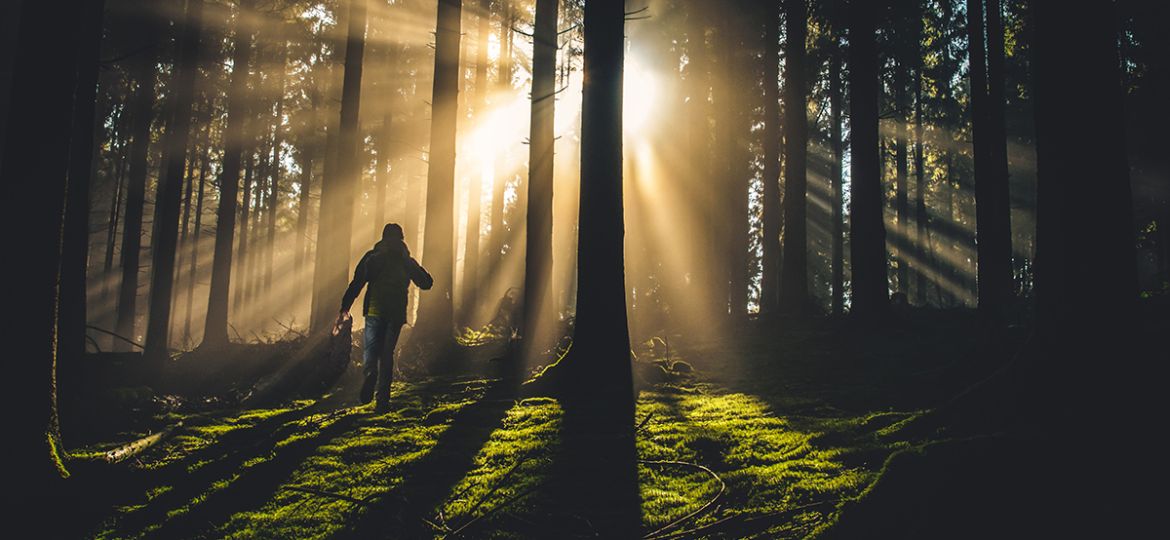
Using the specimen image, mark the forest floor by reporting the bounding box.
[62,310,1025,539]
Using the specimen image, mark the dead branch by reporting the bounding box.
[650,500,836,540]
[640,459,726,539]
[445,485,538,538]
[86,325,145,350]
[105,422,183,463]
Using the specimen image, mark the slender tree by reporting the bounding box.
[114,11,161,349]
[848,0,888,318]
[202,0,256,348]
[759,0,782,315]
[779,0,810,313]
[967,0,1013,319]
[829,39,845,315]
[59,0,108,366]
[145,0,204,360]
[463,0,491,325]
[521,0,558,359]
[416,0,462,342]
[312,0,367,332]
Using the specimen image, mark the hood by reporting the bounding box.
[374,238,409,257]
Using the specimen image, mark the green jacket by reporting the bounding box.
[340,240,433,323]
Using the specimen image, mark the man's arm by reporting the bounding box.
[340,253,371,312]
[406,257,434,290]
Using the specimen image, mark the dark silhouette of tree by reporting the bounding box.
[312,0,367,333]
[967,0,1013,320]
[848,0,888,318]
[829,37,845,315]
[114,10,161,350]
[779,0,810,314]
[521,0,558,360]
[416,0,462,343]
[759,0,782,316]
[1032,0,1137,342]
[202,0,256,348]
[59,0,108,367]
[145,0,204,361]
[2,0,86,492]
[487,0,513,294]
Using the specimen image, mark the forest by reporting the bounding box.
[2,0,1166,538]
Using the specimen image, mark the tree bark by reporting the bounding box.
[894,59,910,294]
[145,0,203,360]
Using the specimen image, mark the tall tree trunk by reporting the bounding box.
[759,0,782,315]
[145,0,203,361]
[967,0,1013,320]
[266,39,287,300]
[894,60,910,294]
[779,0,810,313]
[115,15,161,350]
[234,149,254,313]
[848,0,888,318]
[59,0,108,366]
[417,0,462,342]
[463,0,491,326]
[183,129,210,344]
[311,0,366,333]
[1032,0,1136,342]
[295,93,319,295]
[829,41,845,315]
[914,60,930,306]
[202,0,255,348]
[2,0,85,492]
[374,112,391,234]
[521,0,557,359]
[488,0,513,291]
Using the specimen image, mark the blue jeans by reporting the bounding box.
[361,316,403,406]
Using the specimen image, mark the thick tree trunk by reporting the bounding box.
[375,113,391,235]
[416,0,462,342]
[115,15,161,350]
[967,0,1013,320]
[759,0,782,315]
[779,0,810,314]
[521,0,557,359]
[266,39,288,300]
[2,0,85,493]
[829,43,845,315]
[202,1,255,348]
[848,0,888,318]
[145,0,203,360]
[183,130,210,344]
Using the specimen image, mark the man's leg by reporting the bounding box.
[361,316,386,404]
[373,322,403,411]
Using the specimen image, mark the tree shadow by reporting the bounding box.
[338,376,520,539]
[535,394,642,538]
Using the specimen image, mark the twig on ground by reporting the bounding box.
[86,325,145,350]
[635,412,655,435]
[651,500,837,540]
[105,422,184,463]
[640,459,726,539]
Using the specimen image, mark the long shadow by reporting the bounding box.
[338,376,520,539]
[534,393,643,538]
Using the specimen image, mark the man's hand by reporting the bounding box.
[333,310,352,337]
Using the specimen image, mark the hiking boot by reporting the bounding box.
[373,401,391,415]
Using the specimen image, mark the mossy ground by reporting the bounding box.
[70,311,1008,539]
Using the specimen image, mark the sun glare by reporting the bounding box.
[624,56,658,134]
